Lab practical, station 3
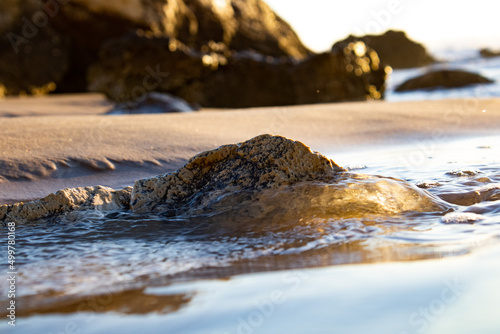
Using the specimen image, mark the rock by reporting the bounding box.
[395,69,494,92]
[130,135,447,222]
[0,186,131,224]
[291,42,386,104]
[0,0,310,94]
[1,135,449,224]
[439,184,500,206]
[0,0,23,36]
[480,48,500,58]
[88,34,387,107]
[180,0,311,58]
[131,134,344,214]
[0,0,70,96]
[333,30,434,69]
[130,135,447,221]
[107,92,198,114]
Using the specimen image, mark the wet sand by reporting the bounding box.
[1,94,500,204]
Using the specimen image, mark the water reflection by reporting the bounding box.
[12,288,192,317]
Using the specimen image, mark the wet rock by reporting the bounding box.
[107,92,198,114]
[0,186,131,223]
[131,135,447,219]
[333,30,434,69]
[416,181,441,189]
[395,70,494,92]
[89,34,387,107]
[1,135,449,224]
[480,48,500,58]
[131,134,344,214]
[439,184,500,206]
[446,169,482,177]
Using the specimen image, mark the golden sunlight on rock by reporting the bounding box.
[352,41,367,57]
[213,0,229,10]
[367,84,382,100]
[370,50,380,70]
[30,82,57,96]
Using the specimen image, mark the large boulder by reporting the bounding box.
[1,135,448,224]
[333,30,434,69]
[395,69,494,92]
[0,0,70,95]
[480,48,500,58]
[0,0,311,94]
[88,34,387,107]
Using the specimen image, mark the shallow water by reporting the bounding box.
[386,49,500,101]
[2,136,500,333]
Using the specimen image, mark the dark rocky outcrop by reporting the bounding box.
[0,0,311,94]
[0,135,448,224]
[88,34,387,108]
[480,48,500,58]
[333,30,434,69]
[1,0,389,107]
[395,69,494,92]
[0,0,70,95]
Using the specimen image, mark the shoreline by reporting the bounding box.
[1,94,500,204]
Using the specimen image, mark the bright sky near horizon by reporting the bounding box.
[265,0,500,52]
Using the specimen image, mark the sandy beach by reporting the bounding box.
[3,0,500,332]
[1,94,500,204]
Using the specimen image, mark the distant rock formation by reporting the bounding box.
[0,0,311,95]
[107,92,198,114]
[333,30,434,69]
[0,135,449,224]
[89,34,387,107]
[480,48,500,58]
[395,69,494,92]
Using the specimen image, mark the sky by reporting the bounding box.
[265,0,500,53]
